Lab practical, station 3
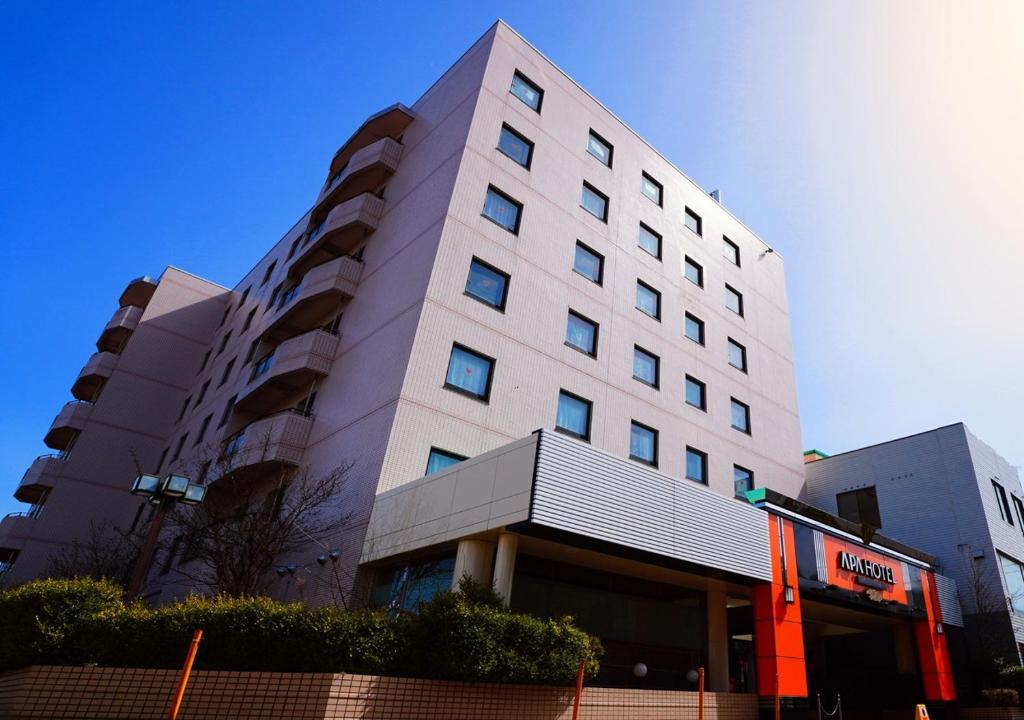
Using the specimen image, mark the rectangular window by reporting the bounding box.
[194,414,212,446]
[287,236,301,259]
[426,447,467,476]
[482,185,522,234]
[1000,553,1024,616]
[556,390,592,440]
[176,395,192,423]
[444,344,495,401]
[242,308,256,332]
[686,447,708,484]
[581,182,609,222]
[170,433,188,463]
[723,237,741,266]
[641,172,663,206]
[267,283,282,310]
[260,260,277,287]
[684,257,704,287]
[573,241,604,284]
[156,448,168,474]
[685,375,706,411]
[1014,496,1024,537]
[630,421,658,467]
[218,395,236,428]
[685,207,702,236]
[196,379,210,405]
[218,357,236,387]
[734,465,754,498]
[994,480,1014,525]
[198,349,211,373]
[587,130,613,167]
[239,286,251,306]
[636,280,661,320]
[218,304,231,328]
[217,330,232,356]
[728,338,748,372]
[497,124,533,168]
[244,338,260,365]
[725,284,744,316]
[685,312,705,345]
[565,310,598,357]
[638,223,662,259]
[510,71,543,112]
[465,257,510,310]
[633,345,659,388]
[731,398,751,434]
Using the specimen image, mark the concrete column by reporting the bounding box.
[492,532,518,606]
[706,590,730,692]
[451,538,495,590]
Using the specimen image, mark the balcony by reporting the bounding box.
[267,255,362,339]
[291,193,383,277]
[15,454,62,504]
[118,275,159,309]
[214,410,314,483]
[324,103,413,186]
[44,400,92,451]
[0,512,35,546]
[313,136,403,218]
[235,329,339,414]
[96,305,143,353]
[71,351,118,401]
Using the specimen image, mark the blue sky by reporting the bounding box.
[2,2,1022,516]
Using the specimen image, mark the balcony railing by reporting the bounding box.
[97,304,143,353]
[313,136,402,216]
[235,329,339,414]
[15,454,62,504]
[291,193,383,277]
[118,275,159,310]
[44,400,92,451]
[213,409,314,483]
[71,351,118,401]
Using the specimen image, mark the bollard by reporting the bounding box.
[168,629,203,720]
[915,704,929,720]
[698,667,705,720]
[571,659,585,720]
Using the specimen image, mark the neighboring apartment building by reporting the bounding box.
[805,423,1024,677]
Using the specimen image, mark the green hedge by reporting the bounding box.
[0,578,599,685]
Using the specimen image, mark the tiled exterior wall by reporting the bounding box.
[0,666,758,720]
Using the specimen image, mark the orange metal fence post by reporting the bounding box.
[571,659,585,720]
[168,629,203,720]
[698,667,705,720]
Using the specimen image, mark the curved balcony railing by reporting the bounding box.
[290,193,383,277]
[213,409,314,483]
[118,275,159,309]
[96,305,143,353]
[15,454,62,504]
[312,136,402,219]
[71,351,118,401]
[323,103,413,187]
[44,400,92,451]
[267,255,362,339]
[235,329,339,414]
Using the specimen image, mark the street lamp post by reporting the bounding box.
[125,473,207,602]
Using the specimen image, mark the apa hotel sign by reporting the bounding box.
[838,551,896,585]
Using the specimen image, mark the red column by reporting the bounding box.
[913,569,956,701]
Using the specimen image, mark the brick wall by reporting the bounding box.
[0,666,759,720]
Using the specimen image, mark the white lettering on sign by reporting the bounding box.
[838,551,896,585]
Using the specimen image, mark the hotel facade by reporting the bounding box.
[2,21,960,710]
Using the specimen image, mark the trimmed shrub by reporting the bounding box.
[997,659,1024,696]
[981,688,1020,707]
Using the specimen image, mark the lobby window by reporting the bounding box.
[686,447,708,484]
[636,280,661,320]
[725,284,744,317]
[426,448,467,476]
[581,182,609,222]
[638,223,662,260]
[444,344,495,401]
[573,241,604,284]
[734,465,754,498]
[641,172,663,206]
[999,553,1024,616]
[684,257,704,287]
[684,207,702,236]
[993,480,1014,525]
[723,237,741,266]
[510,71,543,112]
[565,310,599,357]
[556,390,592,441]
[630,421,658,467]
[731,398,751,434]
[587,130,613,167]
[633,345,659,388]
[685,312,705,345]
[482,185,523,234]
[465,257,510,310]
[728,338,748,372]
[497,124,533,168]
[685,375,706,411]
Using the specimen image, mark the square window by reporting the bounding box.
[587,130,613,167]
[728,338,747,372]
[556,390,592,440]
[444,344,495,401]
[684,257,704,287]
[685,312,705,345]
[633,346,659,388]
[581,182,609,222]
[723,237,740,266]
[636,280,661,320]
[260,260,277,287]
[685,375,706,411]
[573,241,604,284]
[465,258,510,310]
[638,223,662,260]
[686,447,708,484]
[510,71,543,112]
[427,447,467,475]
[685,207,702,236]
[218,358,236,387]
[497,124,533,168]
[630,421,658,466]
[565,310,598,357]
[641,173,663,206]
[482,185,523,234]
[730,398,751,434]
[725,284,744,316]
[734,465,754,498]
